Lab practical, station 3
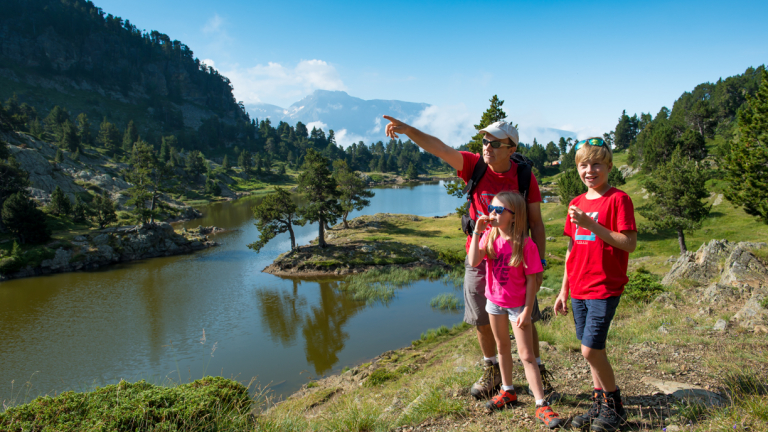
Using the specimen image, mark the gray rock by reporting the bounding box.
[714,319,728,331]
[658,325,670,334]
[702,283,733,304]
[641,377,725,408]
[662,240,735,286]
[546,236,556,242]
[733,289,768,329]
[73,235,87,242]
[720,244,767,289]
[40,248,73,270]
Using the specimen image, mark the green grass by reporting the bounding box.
[429,293,462,310]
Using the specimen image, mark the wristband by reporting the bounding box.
[541,259,547,268]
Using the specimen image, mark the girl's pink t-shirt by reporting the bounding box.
[479,234,543,309]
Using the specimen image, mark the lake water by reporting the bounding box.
[0,182,467,405]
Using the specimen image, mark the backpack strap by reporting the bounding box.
[462,158,487,197]
[511,153,533,200]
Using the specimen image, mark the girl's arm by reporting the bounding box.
[554,238,573,316]
[515,272,538,329]
[467,216,490,267]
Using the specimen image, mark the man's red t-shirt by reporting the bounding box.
[563,188,637,299]
[457,151,542,252]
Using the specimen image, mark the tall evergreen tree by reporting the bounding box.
[58,119,79,152]
[222,154,230,170]
[122,120,138,152]
[545,141,560,163]
[185,150,206,179]
[332,160,374,229]
[76,113,92,146]
[558,137,568,155]
[98,118,119,151]
[71,194,90,223]
[48,185,71,216]
[2,192,50,244]
[248,187,304,252]
[92,191,118,228]
[639,148,711,253]
[723,70,768,224]
[297,149,342,248]
[467,95,509,154]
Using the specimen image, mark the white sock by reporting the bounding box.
[536,399,546,406]
[536,357,542,365]
[484,356,498,365]
[503,385,515,392]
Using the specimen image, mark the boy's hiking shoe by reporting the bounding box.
[470,360,501,399]
[526,364,558,399]
[535,403,563,429]
[591,389,627,432]
[571,389,603,429]
[485,388,517,411]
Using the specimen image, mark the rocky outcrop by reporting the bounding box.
[618,164,640,179]
[662,239,767,331]
[0,223,221,282]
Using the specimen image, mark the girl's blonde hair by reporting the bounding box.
[484,191,528,267]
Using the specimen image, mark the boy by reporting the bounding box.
[554,137,637,432]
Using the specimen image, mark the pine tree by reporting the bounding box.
[639,148,711,253]
[723,70,768,224]
[76,113,92,145]
[122,120,138,152]
[222,154,230,170]
[205,178,221,196]
[92,191,117,228]
[71,194,90,223]
[608,167,626,187]
[297,149,342,247]
[558,137,568,155]
[2,192,51,244]
[54,148,64,164]
[405,162,418,180]
[468,95,510,154]
[185,150,206,179]
[546,141,560,163]
[48,185,72,216]
[98,118,119,151]
[0,144,30,211]
[247,187,304,252]
[333,159,374,229]
[557,168,587,204]
[126,139,166,224]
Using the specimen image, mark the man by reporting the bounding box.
[383,115,552,399]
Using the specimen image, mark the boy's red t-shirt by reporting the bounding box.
[563,188,637,300]
[457,151,542,252]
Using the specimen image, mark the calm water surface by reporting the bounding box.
[0,182,465,404]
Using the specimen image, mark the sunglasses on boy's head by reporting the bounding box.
[487,205,514,215]
[482,138,515,148]
[574,137,607,151]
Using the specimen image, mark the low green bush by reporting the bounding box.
[623,268,666,303]
[0,376,251,431]
[364,368,399,387]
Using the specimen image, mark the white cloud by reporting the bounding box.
[224,60,346,108]
[201,59,216,69]
[305,121,328,133]
[412,104,476,148]
[335,129,367,149]
[369,117,382,134]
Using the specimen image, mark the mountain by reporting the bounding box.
[247,90,430,145]
[0,0,250,147]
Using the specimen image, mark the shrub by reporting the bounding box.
[623,268,666,303]
[364,368,399,387]
[0,376,251,431]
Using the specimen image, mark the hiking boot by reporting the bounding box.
[571,389,603,429]
[591,388,627,432]
[485,388,517,411]
[535,403,563,429]
[470,360,501,399]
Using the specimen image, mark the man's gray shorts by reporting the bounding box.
[463,256,542,326]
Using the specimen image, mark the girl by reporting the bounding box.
[468,191,562,429]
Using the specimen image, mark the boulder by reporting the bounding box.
[719,243,767,289]
[713,319,728,331]
[40,248,73,271]
[733,289,768,330]
[662,240,735,286]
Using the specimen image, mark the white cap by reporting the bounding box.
[479,121,519,146]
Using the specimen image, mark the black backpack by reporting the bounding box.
[460,153,534,236]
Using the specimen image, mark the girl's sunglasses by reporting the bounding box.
[482,138,515,148]
[574,137,606,151]
[488,205,514,215]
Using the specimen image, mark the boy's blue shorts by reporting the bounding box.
[572,296,621,350]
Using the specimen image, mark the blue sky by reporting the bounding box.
[98,0,767,145]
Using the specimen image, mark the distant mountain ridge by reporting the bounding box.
[247,91,577,147]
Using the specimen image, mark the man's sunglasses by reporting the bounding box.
[482,138,515,148]
[487,205,514,215]
[574,138,607,151]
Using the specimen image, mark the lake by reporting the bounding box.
[0,181,467,405]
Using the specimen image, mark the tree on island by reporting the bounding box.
[332,159,374,229]
[723,70,768,224]
[2,192,50,244]
[638,148,711,253]
[248,187,304,252]
[297,149,341,248]
[92,191,118,228]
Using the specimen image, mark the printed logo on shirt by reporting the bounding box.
[492,251,511,293]
[574,212,599,242]
[477,193,495,216]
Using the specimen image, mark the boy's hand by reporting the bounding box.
[475,215,491,233]
[568,205,595,229]
[515,311,531,329]
[554,293,569,316]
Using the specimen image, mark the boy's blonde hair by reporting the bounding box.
[484,191,528,268]
[575,137,613,166]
